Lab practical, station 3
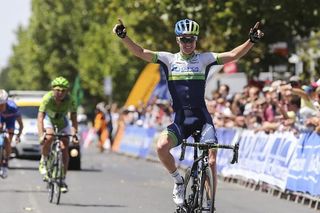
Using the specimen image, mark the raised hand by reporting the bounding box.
[113,18,127,38]
[249,22,264,43]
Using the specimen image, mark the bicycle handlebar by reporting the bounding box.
[43,132,75,137]
[179,141,239,164]
[41,132,79,145]
[0,130,18,135]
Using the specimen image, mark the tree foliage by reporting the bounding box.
[1,0,319,106]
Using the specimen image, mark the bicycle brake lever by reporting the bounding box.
[72,135,79,144]
[179,142,186,161]
[230,143,239,164]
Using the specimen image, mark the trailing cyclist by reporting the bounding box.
[0,89,24,178]
[113,18,263,209]
[37,77,78,193]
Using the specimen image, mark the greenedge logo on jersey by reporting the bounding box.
[171,65,200,73]
[168,72,205,81]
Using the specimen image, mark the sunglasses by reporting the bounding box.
[178,36,197,44]
[53,88,67,93]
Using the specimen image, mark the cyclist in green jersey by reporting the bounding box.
[37,76,78,193]
[113,18,263,207]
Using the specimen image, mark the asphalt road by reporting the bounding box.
[0,145,317,213]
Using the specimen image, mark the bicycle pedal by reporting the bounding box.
[42,176,49,182]
[175,206,186,213]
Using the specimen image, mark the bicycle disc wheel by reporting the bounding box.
[198,167,215,212]
[184,168,197,212]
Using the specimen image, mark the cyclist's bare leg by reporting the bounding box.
[158,134,185,206]
[156,135,176,173]
[209,149,217,202]
[41,128,54,157]
[61,137,69,175]
[4,129,14,159]
[4,136,11,160]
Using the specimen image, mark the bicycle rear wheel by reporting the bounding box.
[198,167,215,212]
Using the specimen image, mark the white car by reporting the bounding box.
[9,90,83,170]
[10,90,47,159]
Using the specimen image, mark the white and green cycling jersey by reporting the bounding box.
[152,51,221,111]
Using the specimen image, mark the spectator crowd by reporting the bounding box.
[125,77,319,133]
[206,77,320,135]
[94,76,320,150]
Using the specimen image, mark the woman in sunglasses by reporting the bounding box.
[113,18,263,207]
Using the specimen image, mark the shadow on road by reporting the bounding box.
[0,189,46,193]
[9,166,102,173]
[72,168,102,172]
[9,166,38,171]
[60,202,127,208]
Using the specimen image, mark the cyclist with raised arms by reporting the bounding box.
[113,19,263,207]
[37,77,78,193]
[0,89,23,178]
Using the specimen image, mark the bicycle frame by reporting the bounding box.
[177,131,239,213]
[44,126,73,204]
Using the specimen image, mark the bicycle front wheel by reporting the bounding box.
[47,182,54,203]
[198,167,215,212]
[0,145,4,166]
[53,152,63,205]
[184,168,197,212]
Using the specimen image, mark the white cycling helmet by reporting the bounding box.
[0,89,8,104]
[96,102,106,113]
[175,19,200,36]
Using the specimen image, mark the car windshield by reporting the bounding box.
[19,106,39,119]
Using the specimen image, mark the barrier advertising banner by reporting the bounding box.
[259,132,298,190]
[216,128,237,173]
[119,125,156,158]
[286,132,320,196]
[222,130,299,191]
[117,124,320,196]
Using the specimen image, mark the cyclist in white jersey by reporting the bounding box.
[113,18,263,207]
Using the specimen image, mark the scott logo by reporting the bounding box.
[171,66,200,73]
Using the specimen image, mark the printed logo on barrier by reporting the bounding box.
[119,125,156,158]
[286,132,320,195]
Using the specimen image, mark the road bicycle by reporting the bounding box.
[43,126,75,204]
[0,130,16,179]
[176,130,239,213]
[0,130,7,178]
